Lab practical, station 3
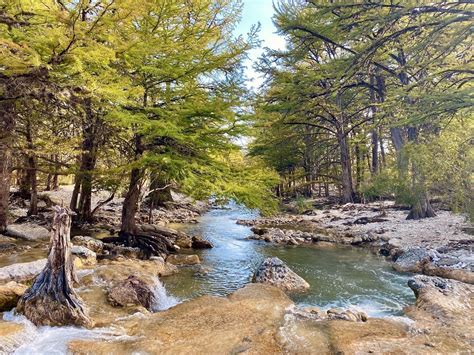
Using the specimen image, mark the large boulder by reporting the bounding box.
[5,223,49,241]
[166,254,200,266]
[0,281,28,311]
[393,247,431,273]
[253,257,310,292]
[107,275,155,310]
[0,259,46,283]
[72,236,104,253]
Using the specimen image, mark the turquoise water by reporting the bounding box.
[165,204,415,317]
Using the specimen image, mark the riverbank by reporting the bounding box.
[241,199,473,284]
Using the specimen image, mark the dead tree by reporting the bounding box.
[17,206,92,328]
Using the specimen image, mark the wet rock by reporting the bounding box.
[85,258,177,289]
[69,284,293,354]
[0,281,28,311]
[406,275,473,326]
[326,308,368,322]
[253,257,310,292]
[107,275,155,310]
[101,244,141,259]
[166,254,200,266]
[393,247,431,273]
[0,321,29,353]
[72,236,104,253]
[0,259,46,283]
[5,223,49,241]
[72,245,97,267]
[303,306,326,319]
[191,236,213,249]
[0,243,18,254]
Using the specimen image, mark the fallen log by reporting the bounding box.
[16,206,92,328]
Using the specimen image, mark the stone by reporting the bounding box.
[253,257,310,292]
[174,235,192,248]
[107,275,155,310]
[84,258,177,289]
[0,281,28,311]
[191,236,213,249]
[166,254,201,266]
[72,245,97,267]
[0,259,46,283]
[5,223,49,241]
[72,236,104,253]
[393,247,431,273]
[326,308,368,322]
[69,284,293,354]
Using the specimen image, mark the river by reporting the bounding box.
[167,203,415,317]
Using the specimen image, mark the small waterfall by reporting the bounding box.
[2,311,116,355]
[152,277,180,311]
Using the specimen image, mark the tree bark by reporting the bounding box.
[76,98,100,222]
[121,166,143,234]
[337,128,354,203]
[0,104,15,232]
[17,206,92,327]
[25,119,38,216]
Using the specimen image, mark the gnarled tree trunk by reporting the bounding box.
[17,206,92,328]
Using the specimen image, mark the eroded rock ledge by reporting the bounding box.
[66,276,473,354]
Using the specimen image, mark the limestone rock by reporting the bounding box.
[166,254,200,266]
[0,281,28,311]
[253,257,310,292]
[326,308,368,322]
[0,259,46,283]
[72,236,104,253]
[5,223,49,241]
[393,247,431,273]
[191,236,213,249]
[407,275,473,318]
[72,245,97,267]
[107,275,155,310]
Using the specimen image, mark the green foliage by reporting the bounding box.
[295,197,312,214]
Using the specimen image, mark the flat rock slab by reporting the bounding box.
[5,223,49,241]
[0,259,46,283]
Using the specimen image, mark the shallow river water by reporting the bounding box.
[167,203,415,317]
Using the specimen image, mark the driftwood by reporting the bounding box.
[16,206,92,328]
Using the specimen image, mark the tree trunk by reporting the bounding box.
[337,129,354,203]
[25,120,38,216]
[0,105,15,232]
[76,98,100,222]
[149,176,172,208]
[121,167,143,234]
[17,206,92,327]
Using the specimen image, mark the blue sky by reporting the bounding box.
[234,0,286,90]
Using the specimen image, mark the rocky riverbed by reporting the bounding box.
[241,201,473,284]
[0,195,472,353]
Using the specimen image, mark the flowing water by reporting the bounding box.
[166,203,415,317]
[0,203,416,353]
